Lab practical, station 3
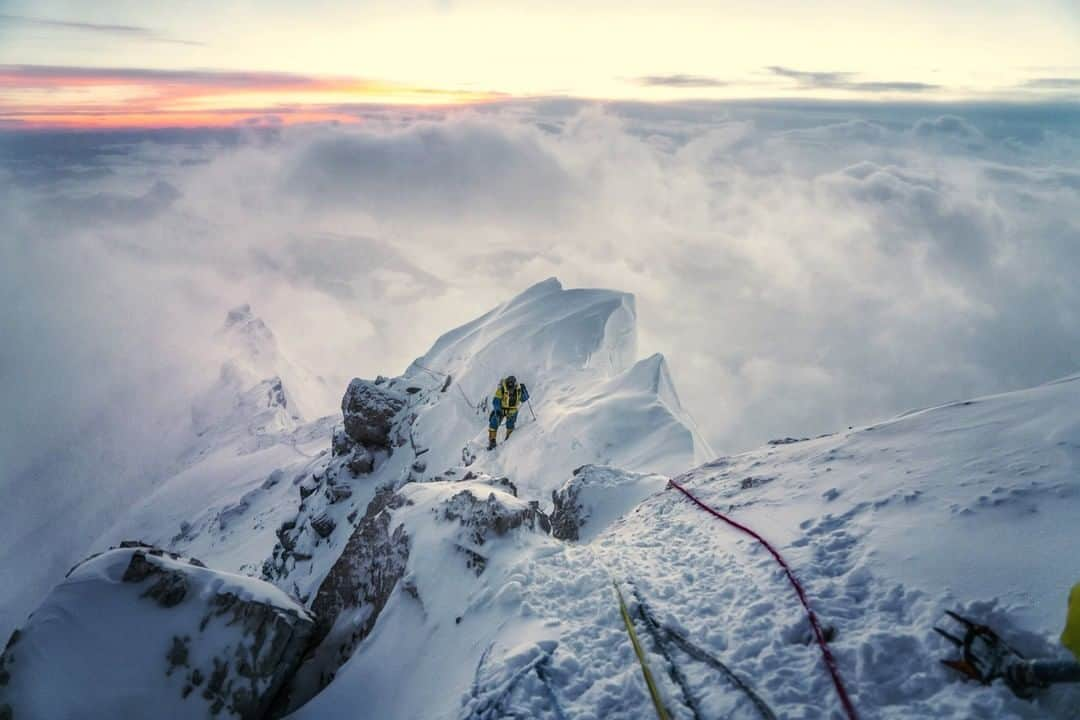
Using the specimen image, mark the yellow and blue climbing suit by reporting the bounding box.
[489,378,529,442]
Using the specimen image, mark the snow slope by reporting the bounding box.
[295,372,1080,720]
[93,305,341,581]
[9,279,1080,720]
[0,304,338,643]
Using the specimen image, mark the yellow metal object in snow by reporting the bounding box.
[613,580,670,720]
[1062,582,1080,661]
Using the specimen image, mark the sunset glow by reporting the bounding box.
[0,65,502,129]
[1,1,1078,129]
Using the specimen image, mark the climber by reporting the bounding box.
[488,375,529,450]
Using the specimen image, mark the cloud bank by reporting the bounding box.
[2,102,1080,625]
[5,102,1080,454]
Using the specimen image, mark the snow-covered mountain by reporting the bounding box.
[289,372,1080,720]
[4,280,1079,719]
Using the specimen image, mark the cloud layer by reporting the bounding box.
[3,99,1080,633]
[4,98,1080,480]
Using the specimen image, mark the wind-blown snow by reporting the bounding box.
[405,278,712,499]
[7,279,1080,720]
[294,370,1080,720]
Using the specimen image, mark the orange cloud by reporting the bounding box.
[0,65,503,129]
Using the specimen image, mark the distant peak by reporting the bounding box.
[218,304,278,365]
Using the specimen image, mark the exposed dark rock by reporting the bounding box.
[167,635,190,674]
[276,522,297,551]
[283,487,413,709]
[299,477,319,500]
[441,489,549,546]
[529,501,552,535]
[458,544,487,575]
[0,630,14,688]
[490,477,517,497]
[217,499,250,531]
[327,485,353,503]
[122,551,190,608]
[341,379,405,449]
[266,378,288,411]
[261,469,284,489]
[740,475,775,490]
[345,446,374,475]
[311,513,336,538]
[4,546,315,720]
[551,481,585,542]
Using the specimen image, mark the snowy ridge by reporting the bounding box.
[7,280,1080,719]
[294,368,1080,720]
[405,278,712,499]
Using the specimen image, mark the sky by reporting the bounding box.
[1,0,1079,128]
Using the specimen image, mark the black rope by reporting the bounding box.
[412,361,448,378]
[632,589,705,720]
[461,645,559,720]
[632,585,778,720]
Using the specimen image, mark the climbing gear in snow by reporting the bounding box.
[667,477,859,720]
[936,610,1080,698]
[463,642,565,720]
[613,580,671,720]
[936,611,1025,687]
[1063,582,1080,662]
[632,585,777,720]
[633,587,705,720]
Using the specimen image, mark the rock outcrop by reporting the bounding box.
[340,379,405,450]
[280,474,550,711]
[550,464,667,542]
[0,546,314,720]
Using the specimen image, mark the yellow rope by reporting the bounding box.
[613,580,671,720]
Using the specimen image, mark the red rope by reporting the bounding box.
[667,477,859,720]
